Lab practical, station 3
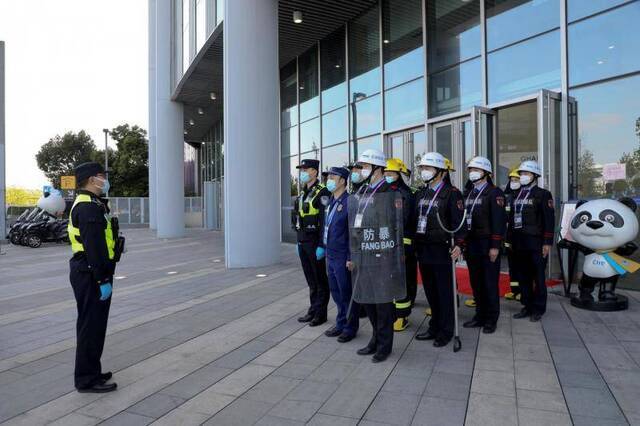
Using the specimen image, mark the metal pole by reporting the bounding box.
[102,128,109,197]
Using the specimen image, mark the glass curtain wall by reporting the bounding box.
[182,0,191,73]
[281,60,300,243]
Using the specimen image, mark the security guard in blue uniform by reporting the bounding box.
[413,153,466,347]
[510,160,555,322]
[292,159,331,326]
[323,167,359,342]
[68,162,124,393]
[462,157,506,334]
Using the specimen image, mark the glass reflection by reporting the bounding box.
[568,0,630,22]
[216,0,223,25]
[435,125,453,162]
[196,0,206,51]
[385,79,425,130]
[488,30,560,103]
[383,0,423,89]
[321,27,347,113]
[569,3,640,87]
[496,102,538,185]
[351,94,381,139]
[428,57,482,117]
[281,126,298,157]
[351,134,383,162]
[300,118,321,155]
[349,6,381,97]
[322,107,348,147]
[280,60,298,128]
[486,0,559,51]
[427,0,480,72]
[322,143,349,171]
[571,74,640,199]
[182,0,190,73]
[299,46,320,122]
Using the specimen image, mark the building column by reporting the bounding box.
[223,0,280,268]
[0,42,5,240]
[155,0,185,239]
[148,0,157,230]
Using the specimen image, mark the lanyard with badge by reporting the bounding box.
[513,189,531,229]
[465,183,487,230]
[323,195,343,245]
[416,182,444,234]
[354,179,384,228]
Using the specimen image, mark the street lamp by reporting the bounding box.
[351,92,366,160]
[102,128,109,197]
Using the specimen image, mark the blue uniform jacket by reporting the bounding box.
[324,191,350,260]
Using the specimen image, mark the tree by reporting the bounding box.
[108,124,149,197]
[6,187,41,206]
[35,131,96,188]
[577,149,601,198]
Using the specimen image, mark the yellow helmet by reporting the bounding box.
[509,167,520,179]
[386,158,409,175]
[444,157,456,172]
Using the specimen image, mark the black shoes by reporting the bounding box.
[324,327,342,337]
[482,324,497,334]
[433,338,451,348]
[309,317,327,327]
[513,309,530,319]
[415,330,437,341]
[298,313,314,323]
[372,353,389,363]
[357,346,376,356]
[337,333,355,343]
[77,382,117,393]
[530,313,543,322]
[99,371,113,383]
[463,319,484,328]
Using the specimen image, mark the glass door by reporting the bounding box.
[430,117,473,189]
[384,127,425,180]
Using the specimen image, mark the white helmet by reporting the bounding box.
[517,160,541,176]
[467,156,492,174]
[358,149,386,167]
[417,152,446,169]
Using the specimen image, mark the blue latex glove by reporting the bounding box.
[296,243,301,257]
[99,283,112,301]
[316,247,325,260]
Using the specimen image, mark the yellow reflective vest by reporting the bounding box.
[68,193,115,260]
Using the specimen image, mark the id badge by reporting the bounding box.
[354,213,364,228]
[466,216,472,230]
[417,216,427,234]
[514,213,523,229]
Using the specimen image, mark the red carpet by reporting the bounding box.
[418,265,562,297]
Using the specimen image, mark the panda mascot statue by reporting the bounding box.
[559,197,639,311]
[37,190,66,217]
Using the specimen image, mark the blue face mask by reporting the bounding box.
[300,171,310,183]
[385,176,397,185]
[96,177,110,195]
[326,179,337,192]
[351,172,362,183]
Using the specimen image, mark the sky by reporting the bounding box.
[0,0,148,189]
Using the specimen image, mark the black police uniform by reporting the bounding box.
[356,179,397,358]
[68,167,120,390]
[388,180,417,320]
[463,181,506,329]
[503,185,521,297]
[413,180,465,344]
[292,161,331,324]
[509,184,555,316]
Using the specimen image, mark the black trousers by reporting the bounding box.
[515,249,548,315]
[466,253,501,326]
[395,244,417,318]
[364,302,395,356]
[298,240,329,320]
[507,249,521,295]
[418,260,454,340]
[69,258,111,389]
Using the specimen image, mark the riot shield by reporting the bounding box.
[348,191,406,304]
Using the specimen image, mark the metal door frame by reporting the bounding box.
[427,117,472,189]
[383,126,425,168]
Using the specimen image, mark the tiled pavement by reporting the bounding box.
[0,229,639,425]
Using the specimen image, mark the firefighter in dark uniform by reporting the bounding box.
[292,159,331,326]
[68,162,124,393]
[383,158,417,332]
[347,149,395,362]
[413,152,466,347]
[323,167,359,342]
[510,160,555,322]
[462,157,506,334]
[504,168,522,301]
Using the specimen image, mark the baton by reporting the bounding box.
[435,208,467,353]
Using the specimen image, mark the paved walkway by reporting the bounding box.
[0,230,639,425]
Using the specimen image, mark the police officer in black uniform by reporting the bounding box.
[413,152,466,347]
[292,159,331,326]
[462,157,506,334]
[510,160,555,322]
[68,162,124,393]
